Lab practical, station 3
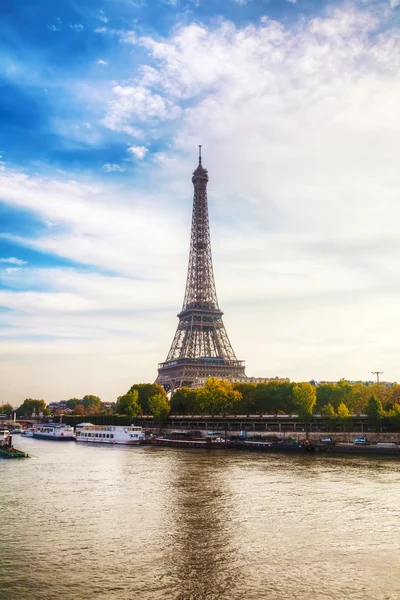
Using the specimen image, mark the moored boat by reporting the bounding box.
[9,425,22,434]
[32,424,76,441]
[75,423,145,445]
[151,431,230,449]
[231,439,313,453]
[320,442,400,455]
[0,425,29,458]
[21,427,35,437]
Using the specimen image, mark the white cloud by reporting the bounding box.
[98,10,109,23]
[0,257,27,265]
[103,85,178,134]
[70,24,84,32]
[51,119,102,146]
[4,2,400,402]
[390,0,400,8]
[3,267,22,275]
[97,59,108,65]
[127,145,148,159]
[103,163,126,172]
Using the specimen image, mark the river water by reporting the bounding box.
[1,437,399,600]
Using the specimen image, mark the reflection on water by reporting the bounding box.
[164,452,240,600]
[1,439,399,600]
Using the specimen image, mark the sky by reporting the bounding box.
[1,0,400,405]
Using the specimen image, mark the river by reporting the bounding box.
[1,437,399,600]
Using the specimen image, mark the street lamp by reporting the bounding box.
[372,371,383,384]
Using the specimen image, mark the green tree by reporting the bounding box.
[320,403,336,419]
[170,387,199,415]
[335,380,354,412]
[128,384,167,414]
[81,395,102,412]
[17,399,47,418]
[254,381,294,415]
[387,403,400,428]
[232,383,256,415]
[197,378,242,416]
[367,384,390,410]
[66,398,80,410]
[0,403,13,417]
[316,384,337,412]
[116,390,142,418]
[292,383,317,439]
[148,394,170,424]
[321,403,336,432]
[366,394,385,429]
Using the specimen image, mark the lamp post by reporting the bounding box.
[372,371,383,384]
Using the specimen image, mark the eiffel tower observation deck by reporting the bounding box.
[156,147,246,393]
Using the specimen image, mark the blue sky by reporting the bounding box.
[1,0,400,404]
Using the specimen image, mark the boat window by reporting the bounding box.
[110,434,114,439]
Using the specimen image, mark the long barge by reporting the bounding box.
[231,440,313,453]
[151,437,230,449]
[316,443,400,456]
[0,427,29,458]
[0,447,29,459]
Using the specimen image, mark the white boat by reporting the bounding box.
[32,423,76,441]
[21,427,35,437]
[10,425,22,434]
[75,422,145,445]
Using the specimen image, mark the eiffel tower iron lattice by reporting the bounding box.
[156,147,246,392]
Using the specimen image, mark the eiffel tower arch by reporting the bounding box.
[156,147,246,393]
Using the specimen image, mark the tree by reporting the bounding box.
[292,383,317,439]
[74,404,85,416]
[0,403,13,417]
[254,381,293,415]
[366,394,385,429]
[17,399,47,418]
[128,384,167,413]
[368,384,390,408]
[116,390,142,418]
[337,402,351,431]
[321,403,336,419]
[170,388,199,415]
[389,384,400,406]
[66,398,80,410]
[321,403,336,432]
[335,380,354,412]
[232,383,256,415]
[316,384,337,412]
[350,383,370,414]
[81,395,102,412]
[197,378,242,416]
[148,394,170,424]
[387,403,400,428]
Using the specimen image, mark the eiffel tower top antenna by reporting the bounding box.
[198,144,202,165]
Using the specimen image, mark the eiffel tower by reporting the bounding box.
[156,147,246,392]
